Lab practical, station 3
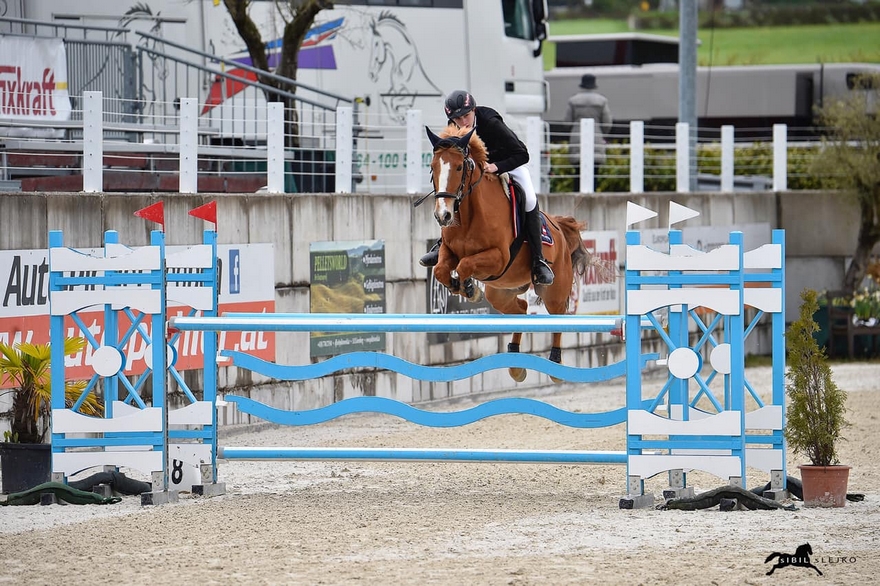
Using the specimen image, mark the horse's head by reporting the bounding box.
[425,125,487,227]
[368,19,386,81]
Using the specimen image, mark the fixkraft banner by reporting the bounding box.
[0,36,72,126]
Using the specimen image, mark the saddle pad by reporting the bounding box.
[502,175,554,247]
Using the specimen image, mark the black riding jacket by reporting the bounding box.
[450,106,529,175]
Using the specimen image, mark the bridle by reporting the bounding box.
[413,143,484,211]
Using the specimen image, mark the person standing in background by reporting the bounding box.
[564,74,613,189]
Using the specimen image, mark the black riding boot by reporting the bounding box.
[420,239,441,267]
[525,207,554,285]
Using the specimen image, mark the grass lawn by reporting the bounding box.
[544,19,880,69]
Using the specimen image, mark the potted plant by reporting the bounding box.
[0,337,101,493]
[785,289,851,507]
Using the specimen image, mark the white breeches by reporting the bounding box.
[508,166,537,211]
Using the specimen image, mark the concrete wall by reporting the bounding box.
[0,190,861,417]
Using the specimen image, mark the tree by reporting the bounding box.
[222,0,333,146]
[810,73,880,294]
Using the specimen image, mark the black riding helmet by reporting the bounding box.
[444,90,476,121]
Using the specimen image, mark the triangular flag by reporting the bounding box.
[625,201,658,227]
[134,201,165,228]
[669,201,700,227]
[189,201,217,225]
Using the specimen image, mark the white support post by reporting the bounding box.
[526,116,543,192]
[580,118,595,194]
[675,122,690,193]
[721,125,734,193]
[335,106,353,194]
[773,123,787,192]
[179,98,198,194]
[267,102,284,194]
[82,91,103,193]
[406,109,422,195]
[630,121,644,194]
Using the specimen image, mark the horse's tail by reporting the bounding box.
[554,216,590,276]
[764,552,782,563]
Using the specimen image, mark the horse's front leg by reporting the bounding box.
[432,247,461,295]
[454,248,505,286]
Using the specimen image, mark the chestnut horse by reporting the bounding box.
[425,125,589,382]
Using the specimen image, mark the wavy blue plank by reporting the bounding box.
[223,395,655,429]
[221,350,659,383]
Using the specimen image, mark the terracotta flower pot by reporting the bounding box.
[798,464,851,508]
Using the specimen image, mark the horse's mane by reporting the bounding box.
[439,126,488,168]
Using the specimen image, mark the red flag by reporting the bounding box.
[189,200,217,225]
[134,201,165,228]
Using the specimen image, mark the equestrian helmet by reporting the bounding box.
[444,90,476,120]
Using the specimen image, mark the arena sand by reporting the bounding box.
[1,363,879,585]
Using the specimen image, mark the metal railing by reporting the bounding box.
[0,91,842,195]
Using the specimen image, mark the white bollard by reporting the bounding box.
[630,121,644,194]
[676,122,690,193]
[335,106,353,194]
[266,102,285,194]
[406,109,422,195]
[773,123,787,192]
[721,125,734,193]
[82,91,103,193]
[580,118,595,193]
[179,98,198,194]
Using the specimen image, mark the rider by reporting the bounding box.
[420,90,555,286]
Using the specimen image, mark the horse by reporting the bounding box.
[425,125,590,382]
[765,543,823,576]
[367,11,442,123]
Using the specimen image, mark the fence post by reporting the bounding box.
[630,121,644,194]
[179,98,198,194]
[406,109,422,195]
[675,122,690,193]
[267,102,284,194]
[773,124,787,192]
[721,125,734,193]
[335,107,353,194]
[580,118,595,193]
[82,91,103,193]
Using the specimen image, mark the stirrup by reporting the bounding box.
[532,259,554,286]
[420,247,440,267]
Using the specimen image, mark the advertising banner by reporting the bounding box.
[310,240,386,357]
[574,230,621,315]
[0,244,275,388]
[0,36,72,137]
[424,240,500,344]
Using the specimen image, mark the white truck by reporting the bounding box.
[17,0,549,192]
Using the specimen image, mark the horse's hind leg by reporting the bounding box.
[486,288,528,382]
[507,332,526,382]
[549,333,563,384]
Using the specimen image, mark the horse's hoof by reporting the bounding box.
[509,367,527,382]
[450,276,460,293]
[463,279,484,303]
[463,278,475,299]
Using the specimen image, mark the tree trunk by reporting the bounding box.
[843,186,880,293]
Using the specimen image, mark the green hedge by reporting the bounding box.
[548,143,822,193]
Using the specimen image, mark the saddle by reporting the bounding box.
[498,173,553,246]
[481,174,553,283]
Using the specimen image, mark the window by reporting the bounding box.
[502,0,535,41]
